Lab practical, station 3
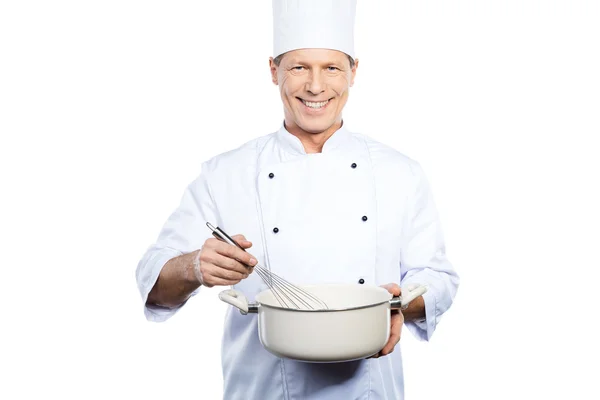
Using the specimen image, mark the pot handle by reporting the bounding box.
[219,289,250,315]
[390,284,428,310]
[218,289,259,315]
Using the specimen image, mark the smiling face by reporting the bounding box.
[270,48,358,137]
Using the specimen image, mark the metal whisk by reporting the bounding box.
[206,222,329,310]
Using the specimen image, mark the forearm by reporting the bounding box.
[402,295,425,322]
[146,250,201,308]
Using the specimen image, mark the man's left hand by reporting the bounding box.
[368,283,404,359]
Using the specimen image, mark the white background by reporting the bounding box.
[1,1,599,399]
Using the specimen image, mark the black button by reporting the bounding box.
[351,163,357,168]
[362,216,368,221]
[268,173,275,179]
[358,278,365,284]
[273,227,279,233]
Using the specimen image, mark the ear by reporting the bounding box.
[350,58,359,87]
[269,57,278,85]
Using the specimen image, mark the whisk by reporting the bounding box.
[206,222,329,310]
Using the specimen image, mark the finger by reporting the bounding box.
[381,331,400,355]
[380,332,399,356]
[379,313,403,355]
[201,275,243,287]
[392,310,404,329]
[231,234,253,248]
[209,247,256,272]
[214,241,258,267]
[205,253,252,276]
[210,265,248,281]
[380,335,394,355]
[218,234,253,251]
[205,236,253,255]
[380,283,401,296]
[391,311,403,336]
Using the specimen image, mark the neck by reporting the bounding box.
[284,120,343,154]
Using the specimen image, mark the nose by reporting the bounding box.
[306,70,325,95]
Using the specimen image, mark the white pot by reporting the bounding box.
[219,283,427,363]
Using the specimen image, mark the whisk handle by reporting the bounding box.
[206,222,246,252]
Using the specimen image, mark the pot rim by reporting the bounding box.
[256,299,392,313]
[254,284,394,313]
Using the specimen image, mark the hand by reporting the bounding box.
[194,235,258,287]
[368,283,404,359]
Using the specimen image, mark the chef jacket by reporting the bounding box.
[136,122,460,400]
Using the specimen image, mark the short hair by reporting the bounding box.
[273,52,355,69]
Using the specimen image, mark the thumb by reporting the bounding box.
[380,283,401,296]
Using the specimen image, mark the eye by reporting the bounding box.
[292,66,305,71]
[327,66,339,71]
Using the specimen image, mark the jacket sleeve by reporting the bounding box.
[400,161,460,341]
[135,164,218,322]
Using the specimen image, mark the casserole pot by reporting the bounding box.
[219,283,427,362]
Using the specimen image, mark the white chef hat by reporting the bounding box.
[272,0,357,59]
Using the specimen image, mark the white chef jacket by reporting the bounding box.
[136,122,460,400]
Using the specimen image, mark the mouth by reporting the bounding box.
[297,97,333,111]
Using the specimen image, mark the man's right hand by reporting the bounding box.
[194,234,257,287]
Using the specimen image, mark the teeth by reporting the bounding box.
[302,99,329,109]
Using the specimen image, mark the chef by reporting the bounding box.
[136,0,460,399]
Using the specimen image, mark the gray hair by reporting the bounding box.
[273,52,355,69]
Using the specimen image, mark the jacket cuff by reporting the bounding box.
[404,287,437,341]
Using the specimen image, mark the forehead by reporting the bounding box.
[282,48,349,65]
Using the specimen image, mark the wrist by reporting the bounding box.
[190,248,204,286]
[401,295,425,322]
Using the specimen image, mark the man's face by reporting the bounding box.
[270,49,358,135]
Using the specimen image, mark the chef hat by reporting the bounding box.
[272,0,357,59]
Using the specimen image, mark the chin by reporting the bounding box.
[297,118,336,134]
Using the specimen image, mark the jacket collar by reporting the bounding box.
[276,121,352,156]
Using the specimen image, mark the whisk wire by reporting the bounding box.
[255,265,328,309]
